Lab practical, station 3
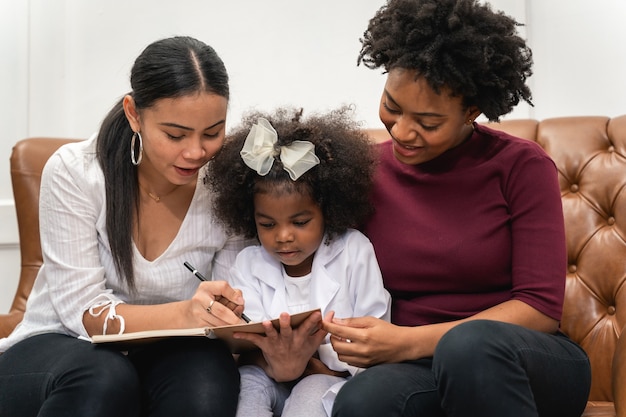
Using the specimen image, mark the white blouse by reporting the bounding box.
[0,135,250,352]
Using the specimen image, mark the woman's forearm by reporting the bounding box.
[396,299,559,360]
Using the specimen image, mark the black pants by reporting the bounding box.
[332,320,591,417]
[0,333,239,417]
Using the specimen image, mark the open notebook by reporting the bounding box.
[91,308,321,353]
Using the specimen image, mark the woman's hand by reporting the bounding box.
[187,280,246,327]
[233,311,327,382]
[322,301,559,368]
[322,313,422,367]
[83,280,247,335]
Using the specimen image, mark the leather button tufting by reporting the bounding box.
[568,264,577,273]
[608,306,616,315]
[608,145,615,152]
[608,217,616,225]
[570,184,579,192]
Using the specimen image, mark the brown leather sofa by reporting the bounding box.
[0,138,81,337]
[2,115,626,416]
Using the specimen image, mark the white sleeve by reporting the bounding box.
[319,230,392,374]
[211,233,256,282]
[39,150,120,338]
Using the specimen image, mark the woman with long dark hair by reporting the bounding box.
[0,36,250,417]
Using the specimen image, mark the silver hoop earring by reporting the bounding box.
[130,131,143,166]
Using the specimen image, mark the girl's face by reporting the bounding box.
[379,68,480,166]
[124,92,228,187]
[253,188,325,277]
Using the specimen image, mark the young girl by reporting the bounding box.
[206,107,391,417]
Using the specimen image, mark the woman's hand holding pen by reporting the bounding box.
[84,280,246,336]
[189,280,246,327]
[184,262,251,323]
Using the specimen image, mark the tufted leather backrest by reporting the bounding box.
[365,115,626,414]
[537,116,626,402]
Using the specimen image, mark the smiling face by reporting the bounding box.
[124,92,228,189]
[253,185,325,277]
[380,68,480,166]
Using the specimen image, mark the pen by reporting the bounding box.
[184,261,251,323]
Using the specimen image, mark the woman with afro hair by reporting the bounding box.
[322,1,591,416]
[206,106,391,417]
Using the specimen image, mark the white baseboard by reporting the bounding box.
[0,199,19,247]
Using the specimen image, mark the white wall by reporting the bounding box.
[0,0,29,314]
[1,0,625,313]
[528,0,626,118]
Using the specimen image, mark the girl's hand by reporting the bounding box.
[188,280,246,327]
[322,313,418,367]
[233,311,327,382]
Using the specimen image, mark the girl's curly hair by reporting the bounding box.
[358,0,533,121]
[206,106,375,242]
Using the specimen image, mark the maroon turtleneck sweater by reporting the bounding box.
[362,123,566,326]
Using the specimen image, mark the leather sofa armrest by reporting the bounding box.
[2,138,82,338]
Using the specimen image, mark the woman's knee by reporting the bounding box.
[0,335,141,416]
[43,345,141,416]
[332,366,401,417]
[433,320,528,387]
[435,320,503,365]
[65,347,141,408]
[133,339,239,416]
[332,374,374,417]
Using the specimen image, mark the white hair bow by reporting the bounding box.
[240,117,320,180]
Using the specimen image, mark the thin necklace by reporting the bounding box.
[138,182,179,203]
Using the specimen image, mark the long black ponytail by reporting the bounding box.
[96,36,229,290]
